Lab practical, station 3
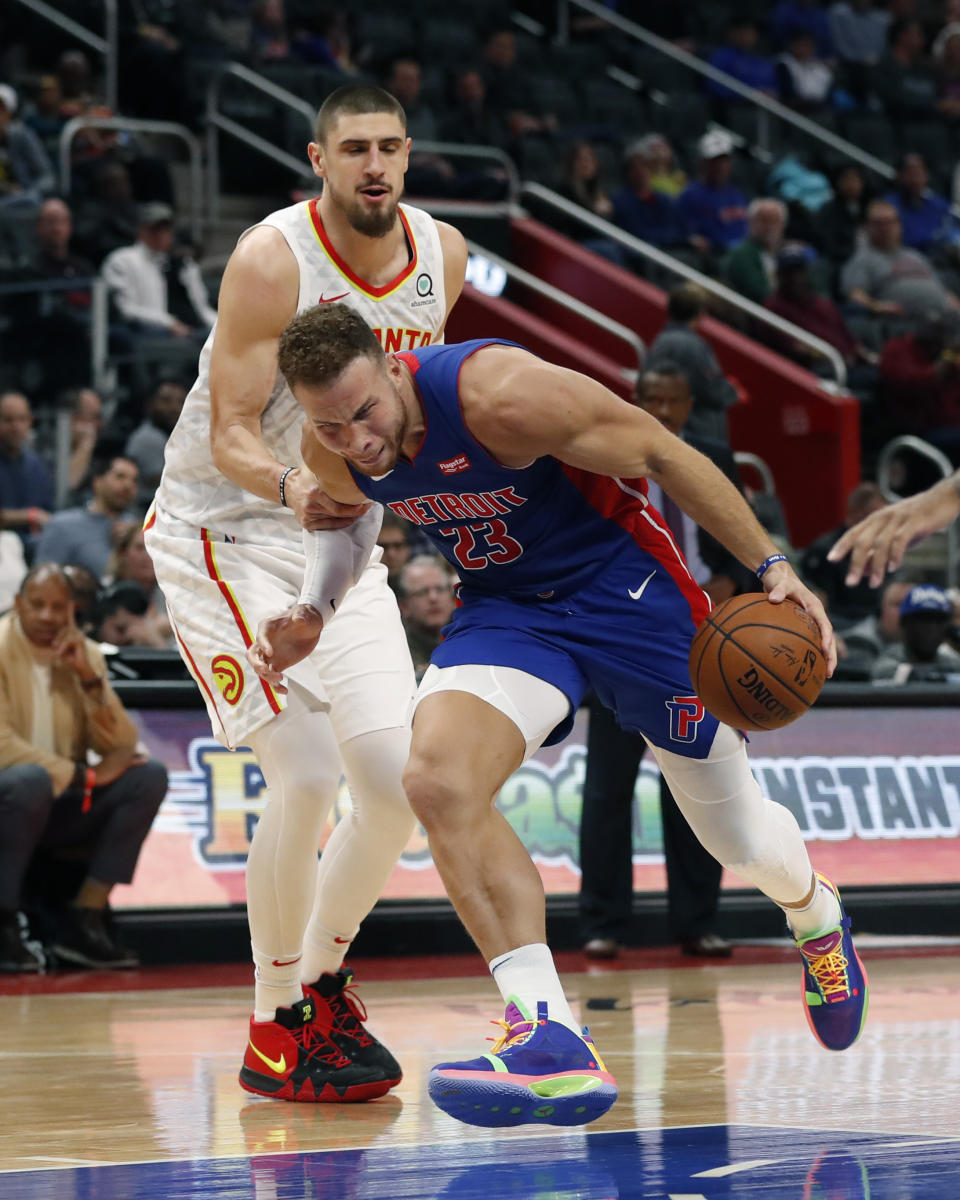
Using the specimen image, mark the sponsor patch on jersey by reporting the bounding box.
[211,654,244,706]
[437,454,471,475]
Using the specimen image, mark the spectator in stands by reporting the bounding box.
[800,481,889,629]
[724,198,788,304]
[34,454,139,581]
[0,84,55,212]
[63,563,101,636]
[932,21,960,119]
[20,75,66,161]
[0,391,54,556]
[61,387,103,498]
[828,0,890,68]
[646,282,738,443]
[73,161,140,266]
[93,580,169,649]
[841,576,914,672]
[481,26,557,139]
[438,69,511,160]
[377,511,413,594]
[812,163,872,264]
[677,131,750,257]
[397,555,456,682]
[841,199,960,318]
[877,311,960,460]
[104,525,171,647]
[776,29,836,113]
[0,563,167,972]
[383,57,458,200]
[12,198,94,398]
[874,19,937,120]
[102,203,216,344]
[883,153,959,255]
[124,376,187,505]
[765,245,878,381]
[871,584,960,680]
[291,7,356,73]
[55,50,102,120]
[611,141,689,251]
[249,0,291,62]
[771,0,835,56]
[632,133,687,198]
[558,140,613,220]
[706,18,779,102]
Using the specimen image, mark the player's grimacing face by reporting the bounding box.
[301,356,408,476]
[311,112,410,238]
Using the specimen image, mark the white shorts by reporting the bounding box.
[145,506,416,749]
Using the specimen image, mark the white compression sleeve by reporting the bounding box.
[299,503,384,623]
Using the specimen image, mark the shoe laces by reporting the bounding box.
[328,982,374,1047]
[807,946,851,1002]
[488,1014,541,1055]
[293,1019,352,1067]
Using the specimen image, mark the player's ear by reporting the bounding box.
[307,142,325,179]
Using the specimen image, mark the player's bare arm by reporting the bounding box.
[460,348,836,671]
[436,222,468,331]
[827,469,960,587]
[209,228,367,530]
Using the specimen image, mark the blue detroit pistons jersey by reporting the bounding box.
[348,339,707,607]
[346,340,721,756]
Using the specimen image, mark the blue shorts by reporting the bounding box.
[431,548,721,759]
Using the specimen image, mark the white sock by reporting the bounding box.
[488,942,580,1035]
[252,944,304,1022]
[784,875,843,939]
[299,922,356,985]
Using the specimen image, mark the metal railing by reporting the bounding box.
[556,0,896,180]
[11,0,118,113]
[877,435,958,586]
[204,63,521,224]
[465,240,645,382]
[520,182,848,386]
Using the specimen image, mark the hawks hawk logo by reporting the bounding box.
[211,654,244,706]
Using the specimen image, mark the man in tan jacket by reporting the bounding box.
[0,563,167,972]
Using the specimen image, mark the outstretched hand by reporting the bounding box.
[247,604,325,694]
[760,561,837,677]
[827,482,960,587]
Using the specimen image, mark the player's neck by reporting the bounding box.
[397,362,426,460]
[315,198,408,288]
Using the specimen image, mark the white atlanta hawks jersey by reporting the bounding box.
[155,199,448,536]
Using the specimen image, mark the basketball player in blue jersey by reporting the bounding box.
[146,87,467,1104]
[250,304,869,1128]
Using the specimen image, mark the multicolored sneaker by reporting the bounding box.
[239,996,393,1102]
[796,874,869,1052]
[427,998,618,1128]
[302,968,402,1087]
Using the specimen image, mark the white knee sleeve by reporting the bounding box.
[306,724,416,942]
[650,724,813,904]
[245,693,344,957]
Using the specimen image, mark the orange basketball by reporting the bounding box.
[689,593,827,731]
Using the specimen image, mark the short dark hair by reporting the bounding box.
[278,303,385,390]
[18,562,71,595]
[315,84,406,144]
[667,281,709,323]
[90,452,137,481]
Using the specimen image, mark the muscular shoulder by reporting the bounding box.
[220,227,299,324]
[435,220,467,321]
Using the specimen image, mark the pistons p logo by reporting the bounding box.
[212,654,244,706]
[665,695,705,743]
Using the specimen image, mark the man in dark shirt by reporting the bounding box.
[611,141,689,250]
[0,391,54,558]
[800,481,889,629]
[677,130,750,257]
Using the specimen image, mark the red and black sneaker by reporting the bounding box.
[303,968,402,1087]
[239,996,393,1103]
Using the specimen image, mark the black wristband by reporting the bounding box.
[279,466,294,508]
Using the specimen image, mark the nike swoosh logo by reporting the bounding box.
[271,955,302,967]
[628,569,657,601]
[249,1042,287,1074]
[334,936,351,944]
[319,292,349,303]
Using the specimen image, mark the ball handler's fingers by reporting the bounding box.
[764,573,837,676]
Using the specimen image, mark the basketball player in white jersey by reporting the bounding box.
[145,85,467,1102]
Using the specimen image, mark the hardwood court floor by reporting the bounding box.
[1,946,958,1198]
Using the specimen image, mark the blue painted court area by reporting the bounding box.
[3,1125,958,1199]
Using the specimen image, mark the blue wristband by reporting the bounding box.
[756,553,789,580]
